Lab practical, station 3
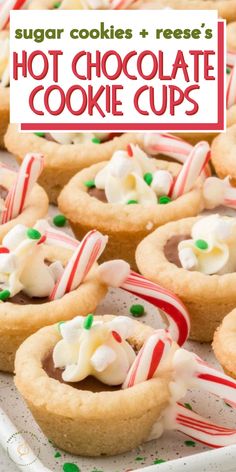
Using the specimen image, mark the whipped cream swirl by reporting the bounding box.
[53,315,136,385]
[94,144,173,205]
[0,223,64,299]
[178,214,236,275]
[50,132,109,145]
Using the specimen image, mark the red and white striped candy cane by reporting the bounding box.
[43,228,79,251]
[123,329,172,388]
[194,356,236,408]
[227,51,236,70]
[110,0,136,9]
[50,230,108,300]
[170,141,210,200]
[173,403,236,448]
[1,153,44,224]
[0,0,28,30]
[120,271,190,346]
[226,64,236,109]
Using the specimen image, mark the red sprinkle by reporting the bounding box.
[112,330,122,343]
[38,235,46,245]
[127,144,133,157]
[0,247,9,254]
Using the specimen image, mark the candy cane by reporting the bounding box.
[43,229,79,251]
[120,271,190,346]
[123,329,172,388]
[226,64,236,109]
[110,0,136,8]
[143,133,211,179]
[170,141,210,200]
[173,403,236,448]
[227,51,236,69]
[50,229,108,300]
[0,0,28,30]
[1,153,44,224]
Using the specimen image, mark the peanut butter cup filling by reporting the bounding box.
[43,351,119,392]
[164,234,190,267]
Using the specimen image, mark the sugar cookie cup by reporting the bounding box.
[58,160,204,270]
[227,22,236,52]
[0,245,106,373]
[14,316,170,457]
[132,0,236,22]
[211,125,236,184]
[5,126,143,204]
[0,167,48,242]
[213,309,236,379]
[136,216,236,342]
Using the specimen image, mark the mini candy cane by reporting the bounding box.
[50,229,108,300]
[123,329,172,388]
[194,356,236,408]
[1,153,44,224]
[170,141,210,200]
[0,0,28,30]
[121,271,190,346]
[227,51,236,69]
[110,0,136,8]
[34,220,79,251]
[226,64,236,109]
[173,403,236,448]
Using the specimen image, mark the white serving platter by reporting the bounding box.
[1,150,236,472]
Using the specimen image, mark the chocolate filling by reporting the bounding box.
[164,234,190,267]
[9,291,49,305]
[43,351,119,392]
[88,187,108,203]
[0,185,8,201]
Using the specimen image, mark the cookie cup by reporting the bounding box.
[213,309,236,379]
[5,126,143,204]
[136,216,236,342]
[0,246,106,373]
[132,0,236,22]
[58,160,204,270]
[227,21,236,52]
[0,86,9,149]
[0,169,49,242]
[211,125,236,184]
[14,316,170,456]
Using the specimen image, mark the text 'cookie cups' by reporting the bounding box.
[5,126,142,204]
[213,309,236,379]
[0,31,9,149]
[0,162,48,242]
[58,141,208,270]
[136,215,236,342]
[211,125,236,184]
[0,224,107,372]
[14,316,171,456]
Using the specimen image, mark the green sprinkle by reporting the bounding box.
[57,321,65,333]
[184,403,193,411]
[34,132,45,138]
[127,199,138,204]
[53,1,61,7]
[154,459,166,464]
[83,314,94,330]
[91,137,101,144]
[0,290,11,301]
[27,228,41,240]
[135,456,145,461]
[159,195,172,204]
[53,214,67,228]
[130,304,145,317]
[84,180,95,189]
[185,440,196,447]
[143,172,153,186]
[63,464,80,472]
[195,239,208,250]
[226,67,231,75]
[54,452,61,458]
